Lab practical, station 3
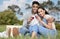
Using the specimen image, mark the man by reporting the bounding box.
[19,1,40,36]
[27,1,40,39]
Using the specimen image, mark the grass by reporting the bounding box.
[0,25,60,39]
[0,25,6,32]
[55,23,60,30]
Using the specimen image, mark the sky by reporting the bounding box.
[0,0,58,20]
[0,0,58,12]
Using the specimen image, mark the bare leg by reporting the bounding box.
[31,31,37,39]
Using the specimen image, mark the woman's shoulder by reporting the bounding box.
[44,14,53,19]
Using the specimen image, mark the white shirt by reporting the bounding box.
[44,14,56,30]
[29,14,39,26]
[23,11,32,26]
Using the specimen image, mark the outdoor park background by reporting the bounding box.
[0,0,60,39]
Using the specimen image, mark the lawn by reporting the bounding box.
[0,25,6,32]
[0,25,60,39]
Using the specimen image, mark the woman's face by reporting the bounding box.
[38,8,45,17]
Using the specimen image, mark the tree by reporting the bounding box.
[8,5,20,12]
[41,2,47,7]
[8,5,23,16]
[41,0,54,10]
[25,4,32,9]
[0,10,23,25]
[58,0,60,5]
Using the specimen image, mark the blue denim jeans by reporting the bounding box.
[38,26,57,38]
[29,24,57,38]
[19,26,29,35]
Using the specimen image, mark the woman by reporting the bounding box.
[35,7,57,39]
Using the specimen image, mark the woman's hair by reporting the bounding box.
[38,6,49,14]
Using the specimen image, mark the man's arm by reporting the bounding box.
[27,17,33,24]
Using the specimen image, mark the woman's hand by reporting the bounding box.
[35,14,53,29]
[35,14,41,21]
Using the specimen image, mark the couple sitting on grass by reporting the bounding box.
[19,1,57,39]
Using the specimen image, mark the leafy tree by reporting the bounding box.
[41,0,54,9]
[0,10,23,25]
[25,4,32,9]
[58,0,60,5]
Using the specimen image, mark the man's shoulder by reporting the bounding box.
[23,11,32,19]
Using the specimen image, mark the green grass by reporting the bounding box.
[0,25,60,39]
[57,30,60,39]
[0,25,6,32]
[55,23,60,30]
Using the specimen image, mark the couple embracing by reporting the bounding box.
[19,1,57,39]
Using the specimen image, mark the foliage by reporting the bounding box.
[55,22,60,30]
[0,10,23,25]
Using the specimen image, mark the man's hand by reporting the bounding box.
[27,17,34,24]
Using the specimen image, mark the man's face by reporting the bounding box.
[32,4,39,14]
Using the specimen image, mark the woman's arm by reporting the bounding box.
[40,21,52,29]
[35,15,53,29]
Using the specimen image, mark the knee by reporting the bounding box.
[31,31,37,37]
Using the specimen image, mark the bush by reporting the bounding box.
[55,23,60,30]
